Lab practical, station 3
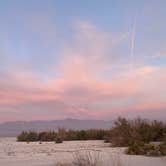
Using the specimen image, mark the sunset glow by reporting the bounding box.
[0,0,166,122]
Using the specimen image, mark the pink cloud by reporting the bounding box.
[0,21,166,121]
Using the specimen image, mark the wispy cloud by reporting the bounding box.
[0,20,166,122]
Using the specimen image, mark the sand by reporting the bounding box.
[0,137,165,166]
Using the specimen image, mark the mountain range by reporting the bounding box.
[0,119,112,137]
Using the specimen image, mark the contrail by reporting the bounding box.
[130,16,137,72]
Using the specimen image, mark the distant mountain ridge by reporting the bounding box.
[0,118,112,137]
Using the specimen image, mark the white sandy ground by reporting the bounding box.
[0,137,165,166]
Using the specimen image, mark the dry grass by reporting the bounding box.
[54,150,126,166]
[72,151,102,166]
[55,163,72,166]
[110,153,127,166]
[3,143,15,156]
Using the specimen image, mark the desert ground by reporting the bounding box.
[0,137,165,166]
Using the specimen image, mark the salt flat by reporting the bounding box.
[0,138,165,166]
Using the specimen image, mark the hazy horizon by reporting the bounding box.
[0,0,166,122]
[0,116,166,124]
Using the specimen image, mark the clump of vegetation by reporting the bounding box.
[72,151,102,166]
[108,117,132,146]
[126,141,145,155]
[17,131,38,142]
[126,141,166,156]
[55,162,72,166]
[107,117,166,156]
[65,129,109,141]
[55,137,63,144]
[158,135,166,156]
[17,129,110,142]
[108,117,166,147]
[55,151,125,166]
[17,117,166,157]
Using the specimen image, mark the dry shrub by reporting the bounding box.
[55,137,63,143]
[72,152,126,166]
[109,117,166,147]
[110,153,126,166]
[126,141,166,156]
[54,151,102,166]
[55,162,72,166]
[72,150,103,166]
[55,151,126,166]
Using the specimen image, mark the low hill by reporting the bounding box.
[0,118,112,137]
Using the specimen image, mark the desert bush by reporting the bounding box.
[72,151,103,166]
[17,129,110,142]
[109,117,166,147]
[38,131,56,141]
[127,141,146,155]
[109,117,132,146]
[150,120,165,141]
[17,117,166,145]
[17,131,38,142]
[55,163,72,166]
[65,129,109,141]
[55,151,125,166]
[17,131,29,141]
[55,137,63,143]
[108,117,166,156]
[27,131,38,141]
[158,141,166,156]
[163,134,166,144]
[126,141,166,156]
[57,128,66,140]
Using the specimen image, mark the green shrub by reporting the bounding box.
[17,131,29,141]
[159,143,166,156]
[17,129,110,142]
[109,117,166,147]
[109,117,133,146]
[126,141,166,156]
[38,131,56,141]
[55,137,63,143]
[17,117,166,146]
[17,131,38,142]
[127,141,145,155]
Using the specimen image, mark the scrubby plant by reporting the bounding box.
[109,117,132,146]
[55,151,125,166]
[17,131,38,142]
[17,129,110,142]
[72,151,102,166]
[27,131,39,141]
[17,131,29,141]
[106,117,166,157]
[38,131,56,141]
[127,141,146,155]
[163,134,166,144]
[55,162,72,166]
[17,117,166,148]
[55,137,63,144]
[126,141,166,156]
[109,117,166,147]
[158,135,166,156]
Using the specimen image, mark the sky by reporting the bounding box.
[0,0,166,122]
